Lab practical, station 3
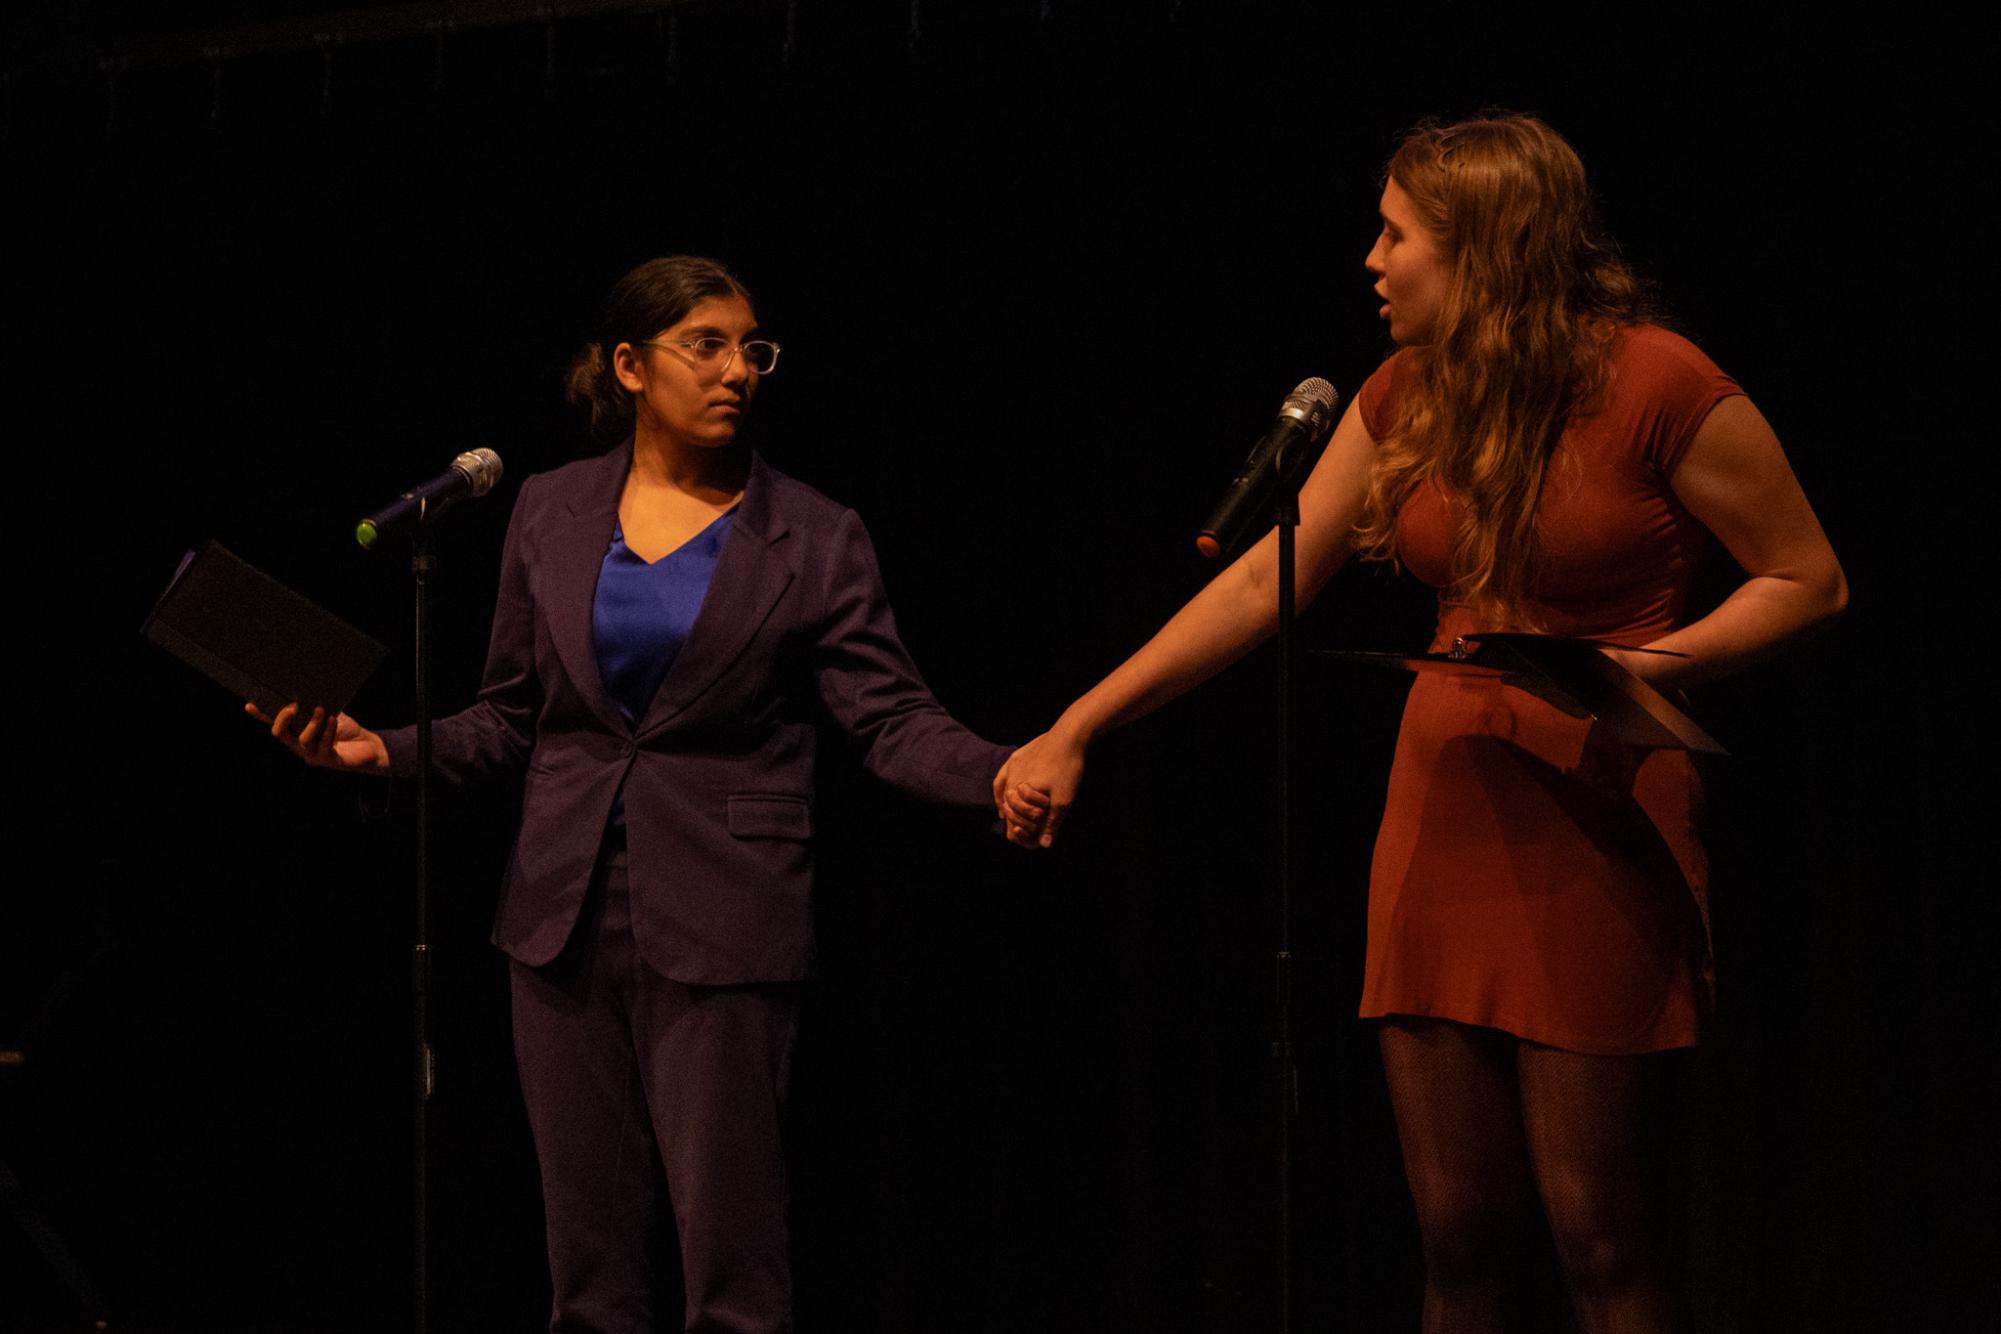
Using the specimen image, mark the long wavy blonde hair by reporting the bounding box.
[1353,113,1651,629]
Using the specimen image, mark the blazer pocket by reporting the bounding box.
[727,794,812,841]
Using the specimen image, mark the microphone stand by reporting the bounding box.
[410,529,437,1334]
[1271,432,1304,1334]
[359,450,499,1334]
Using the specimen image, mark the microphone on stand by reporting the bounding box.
[355,448,505,550]
[1194,379,1339,559]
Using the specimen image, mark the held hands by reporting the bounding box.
[246,701,390,774]
[992,727,1088,849]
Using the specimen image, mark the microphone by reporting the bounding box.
[1194,379,1339,559]
[355,448,505,550]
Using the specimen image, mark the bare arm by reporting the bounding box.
[997,398,1378,845]
[1613,395,1848,689]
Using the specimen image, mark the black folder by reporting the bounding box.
[1317,632,1726,754]
[141,541,387,716]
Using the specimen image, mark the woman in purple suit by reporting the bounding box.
[258,256,1010,1333]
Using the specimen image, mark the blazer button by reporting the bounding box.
[621,741,636,759]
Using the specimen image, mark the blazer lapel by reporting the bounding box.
[547,442,629,736]
[637,452,794,738]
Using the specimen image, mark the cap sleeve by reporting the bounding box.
[1620,326,1743,476]
[1357,349,1409,441]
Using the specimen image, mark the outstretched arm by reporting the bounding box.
[1612,395,1847,689]
[815,507,1015,808]
[997,398,1379,846]
[250,476,544,787]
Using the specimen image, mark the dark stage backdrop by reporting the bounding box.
[4,3,1991,1332]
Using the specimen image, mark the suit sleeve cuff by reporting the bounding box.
[376,725,419,781]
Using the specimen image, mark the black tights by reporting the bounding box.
[1378,1018,1690,1334]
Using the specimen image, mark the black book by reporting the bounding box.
[141,541,387,716]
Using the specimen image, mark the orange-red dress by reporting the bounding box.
[1356,326,1740,1054]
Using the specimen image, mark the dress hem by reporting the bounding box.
[1358,1004,1702,1056]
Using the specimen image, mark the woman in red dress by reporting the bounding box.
[997,114,1846,1332]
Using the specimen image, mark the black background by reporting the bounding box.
[3,2,1992,1331]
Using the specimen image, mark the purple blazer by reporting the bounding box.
[379,447,1011,984]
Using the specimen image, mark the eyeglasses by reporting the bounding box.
[643,336,782,375]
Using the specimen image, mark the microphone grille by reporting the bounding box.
[1288,376,1336,422]
[1281,377,1339,434]
[453,447,505,496]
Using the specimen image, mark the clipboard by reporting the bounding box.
[141,541,388,716]
[1315,632,1727,754]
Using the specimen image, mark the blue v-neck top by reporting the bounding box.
[592,509,736,729]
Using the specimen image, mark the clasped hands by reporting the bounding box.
[992,727,1087,849]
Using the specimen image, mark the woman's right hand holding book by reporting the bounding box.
[246,701,390,774]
